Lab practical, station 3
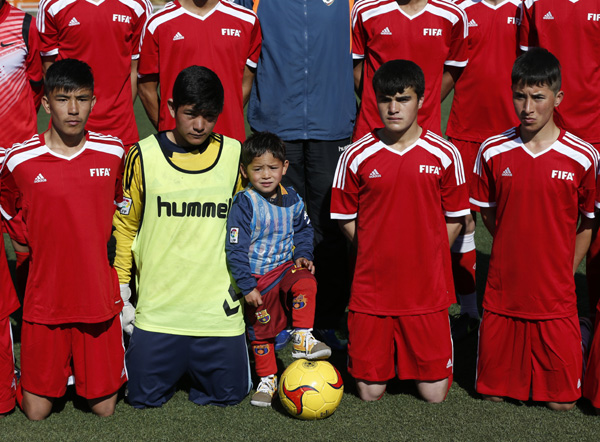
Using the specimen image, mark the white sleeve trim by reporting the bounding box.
[41,48,59,56]
[0,206,12,221]
[444,59,468,67]
[331,212,357,220]
[131,54,140,60]
[581,208,595,219]
[246,59,257,69]
[520,45,531,52]
[444,208,471,217]
[469,197,496,208]
[352,53,365,60]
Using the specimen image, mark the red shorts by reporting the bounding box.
[246,263,317,342]
[20,315,126,399]
[448,137,481,211]
[0,317,15,414]
[476,311,581,402]
[348,310,453,383]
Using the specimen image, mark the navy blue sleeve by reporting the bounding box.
[225,193,257,296]
[290,192,314,262]
[234,0,254,9]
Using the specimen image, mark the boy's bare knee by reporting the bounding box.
[547,401,576,411]
[21,390,53,421]
[356,379,386,401]
[416,378,449,403]
[482,394,504,402]
[89,392,118,417]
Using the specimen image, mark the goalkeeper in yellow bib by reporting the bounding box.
[112,66,250,407]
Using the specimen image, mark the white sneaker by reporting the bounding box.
[250,375,277,407]
[292,328,331,360]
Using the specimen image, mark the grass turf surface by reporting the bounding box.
[2,97,600,440]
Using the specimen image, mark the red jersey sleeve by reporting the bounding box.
[36,0,59,56]
[0,152,26,245]
[446,6,469,66]
[246,15,261,68]
[331,151,360,219]
[131,1,152,59]
[579,158,597,219]
[351,4,365,59]
[440,149,470,216]
[518,0,536,51]
[138,22,159,75]
[25,19,43,109]
[471,143,496,208]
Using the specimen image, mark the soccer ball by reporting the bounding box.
[279,360,343,420]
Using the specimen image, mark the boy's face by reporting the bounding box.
[240,152,289,200]
[512,81,563,133]
[168,100,218,148]
[376,87,423,135]
[42,87,95,138]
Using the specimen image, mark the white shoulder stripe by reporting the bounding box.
[86,141,125,159]
[147,7,185,33]
[553,143,592,171]
[361,1,398,23]
[333,135,375,189]
[118,0,146,17]
[424,132,466,185]
[6,146,49,172]
[217,1,257,24]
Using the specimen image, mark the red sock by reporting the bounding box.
[290,278,317,330]
[251,340,277,377]
[451,249,476,296]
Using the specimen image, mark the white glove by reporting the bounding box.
[120,284,135,336]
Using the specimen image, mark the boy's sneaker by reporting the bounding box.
[250,375,277,407]
[275,329,293,351]
[292,329,331,360]
[450,313,480,341]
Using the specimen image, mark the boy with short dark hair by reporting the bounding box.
[0,58,127,420]
[331,60,469,403]
[472,48,598,410]
[226,131,331,407]
[113,66,251,409]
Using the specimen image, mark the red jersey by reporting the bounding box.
[331,129,470,316]
[0,149,20,321]
[0,133,125,324]
[37,0,152,146]
[520,0,600,143]
[138,0,261,142]
[446,0,521,143]
[472,128,598,319]
[0,2,43,149]
[352,0,468,140]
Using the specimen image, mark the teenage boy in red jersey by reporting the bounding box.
[137,0,261,142]
[0,59,126,420]
[472,48,597,410]
[351,0,468,140]
[331,60,469,402]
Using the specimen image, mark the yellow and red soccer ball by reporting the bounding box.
[279,360,343,420]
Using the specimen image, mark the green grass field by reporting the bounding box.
[1,97,599,440]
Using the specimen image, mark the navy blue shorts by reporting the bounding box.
[125,328,251,408]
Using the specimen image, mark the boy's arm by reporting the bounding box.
[480,207,496,236]
[446,216,465,247]
[292,195,314,260]
[338,219,356,248]
[574,216,594,274]
[225,194,259,296]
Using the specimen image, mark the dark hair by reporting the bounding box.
[372,59,425,99]
[241,132,286,166]
[511,48,561,93]
[171,66,224,115]
[45,59,94,94]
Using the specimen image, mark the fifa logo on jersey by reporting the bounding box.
[423,28,442,36]
[90,168,111,177]
[588,13,600,21]
[420,165,441,175]
[507,17,521,24]
[551,170,575,181]
[113,14,131,23]
[255,309,270,324]
[222,28,241,37]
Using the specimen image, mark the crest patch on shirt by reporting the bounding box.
[229,227,239,243]
[119,197,132,215]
